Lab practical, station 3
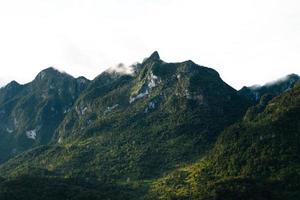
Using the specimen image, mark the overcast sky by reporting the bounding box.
[0,0,299,89]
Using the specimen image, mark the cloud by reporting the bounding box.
[106,63,134,75]
[264,74,299,87]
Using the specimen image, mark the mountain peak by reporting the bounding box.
[285,73,299,80]
[42,67,60,73]
[5,80,20,88]
[141,51,161,66]
[148,51,160,61]
[36,67,72,81]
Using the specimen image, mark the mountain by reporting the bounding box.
[0,52,252,198]
[239,73,299,102]
[151,80,300,200]
[0,67,89,163]
[0,53,299,200]
[0,52,250,180]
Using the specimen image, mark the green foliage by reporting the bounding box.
[0,53,299,199]
[150,80,300,200]
[0,68,89,163]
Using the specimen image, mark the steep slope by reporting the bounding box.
[152,80,300,200]
[0,52,250,183]
[0,68,89,163]
[239,73,299,102]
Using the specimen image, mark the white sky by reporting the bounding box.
[0,0,299,89]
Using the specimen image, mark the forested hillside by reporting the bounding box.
[0,52,299,200]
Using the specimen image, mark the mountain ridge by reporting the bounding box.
[0,52,249,177]
[0,52,299,200]
[238,73,299,102]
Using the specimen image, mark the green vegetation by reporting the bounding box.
[0,52,299,199]
[150,81,300,200]
[0,68,89,163]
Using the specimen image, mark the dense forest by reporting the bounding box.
[0,52,299,199]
